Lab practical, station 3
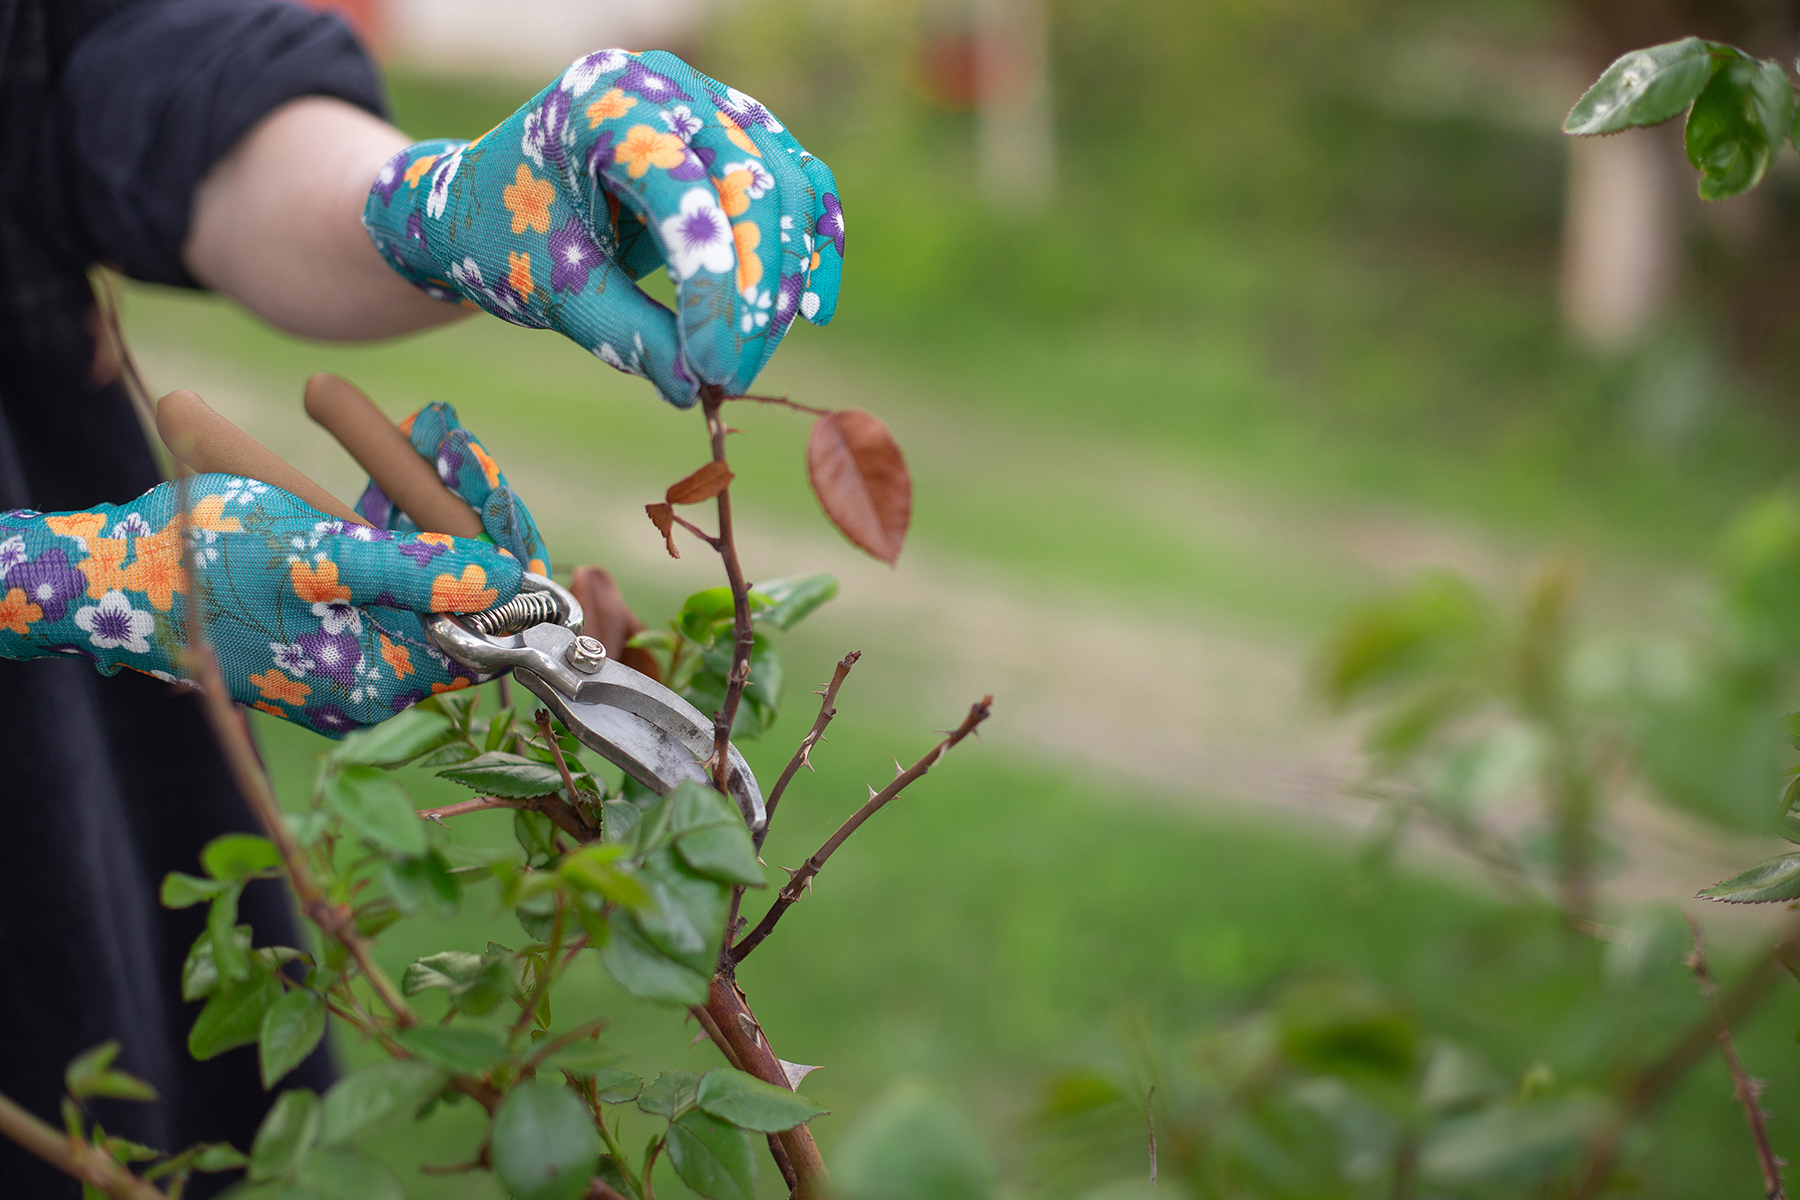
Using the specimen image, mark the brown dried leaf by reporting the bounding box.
[645,502,680,558]
[806,410,911,565]
[569,565,661,682]
[666,460,735,506]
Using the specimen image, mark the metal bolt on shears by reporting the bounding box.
[429,574,766,832]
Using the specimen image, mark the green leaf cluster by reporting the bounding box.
[1565,37,1799,200]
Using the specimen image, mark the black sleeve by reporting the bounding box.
[43,0,388,287]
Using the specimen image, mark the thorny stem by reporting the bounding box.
[699,386,754,795]
[731,696,995,965]
[1687,916,1787,1200]
[701,976,829,1198]
[0,1090,168,1199]
[420,791,593,842]
[172,469,418,1028]
[724,651,861,944]
[688,1005,799,1190]
[757,652,860,853]
[1572,910,1800,1198]
[535,710,600,835]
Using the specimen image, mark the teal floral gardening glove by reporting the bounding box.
[0,406,549,737]
[364,49,845,408]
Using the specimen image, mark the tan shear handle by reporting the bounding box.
[155,389,370,527]
[303,373,485,540]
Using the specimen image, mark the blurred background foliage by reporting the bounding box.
[121,0,1800,1195]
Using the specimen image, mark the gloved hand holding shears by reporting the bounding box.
[0,382,545,737]
[364,48,845,407]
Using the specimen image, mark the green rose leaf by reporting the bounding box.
[319,1060,447,1145]
[490,1078,599,1200]
[1564,37,1720,135]
[629,847,730,974]
[669,782,765,886]
[637,1070,701,1119]
[260,988,328,1089]
[1699,851,1800,903]
[324,764,427,857]
[382,852,460,916]
[330,706,456,768]
[589,1068,643,1105]
[208,883,249,986]
[666,1108,756,1200]
[249,1088,321,1183]
[161,871,230,909]
[751,573,838,631]
[296,1145,406,1200]
[601,910,712,1006]
[182,926,252,1001]
[561,843,650,908]
[201,833,284,883]
[400,950,515,1016]
[395,1026,510,1076]
[190,970,282,1061]
[1685,56,1793,199]
[437,751,566,799]
[64,1041,157,1102]
[696,1068,826,1132]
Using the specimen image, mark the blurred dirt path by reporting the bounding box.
[133,340,1781,923]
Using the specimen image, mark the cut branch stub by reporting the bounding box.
[806,410,911,565]
[645,502,679,558]
[667,460,735,506]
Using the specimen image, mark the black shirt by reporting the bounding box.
[0,2,385,1193]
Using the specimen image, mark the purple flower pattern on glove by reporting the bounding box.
[10,550,86,621]
[817,193,845,258]
[550,216,607,293]
[616,61,691,102]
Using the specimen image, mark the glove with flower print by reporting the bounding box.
[363,49,846,409]
[351,400,553,580]
[0,476,522,738]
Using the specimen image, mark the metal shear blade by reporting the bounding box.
[425,575,765,831]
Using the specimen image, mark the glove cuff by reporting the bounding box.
[363,138,472,303]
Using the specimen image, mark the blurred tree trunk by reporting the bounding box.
[974,0,1055,211]
[1560,0,1797,351]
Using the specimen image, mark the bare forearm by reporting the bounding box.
[182,97,465,341]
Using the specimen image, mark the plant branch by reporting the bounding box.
[536,711,601,840]
[702,976,829,1199]
[1573,910,1800,1197]
[0,1091,167,1199]
[724,651,861,948]
[671,511,721,551]
[699,385,754,795]
[421,789,593,842]
[172,471,417,1028]
[732,696,994,964]
[688,1005,799,1191]
[1687,915,1787,1200]
[724,393,832,418]
[756,652,859,853]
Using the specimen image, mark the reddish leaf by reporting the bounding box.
[569,565,661,682]
[645,502,680,559]
[806,410,911,565]
[666,461,735,506]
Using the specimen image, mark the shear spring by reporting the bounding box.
[463,589,560,636]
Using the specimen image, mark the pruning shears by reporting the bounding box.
[155,380,765,832]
